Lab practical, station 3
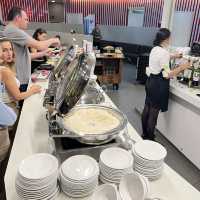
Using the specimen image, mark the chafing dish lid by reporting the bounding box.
[53,46,76,80]
[55,53,92,114]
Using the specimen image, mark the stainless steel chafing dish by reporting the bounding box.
[44,46,127,145]
[50,105,127,145]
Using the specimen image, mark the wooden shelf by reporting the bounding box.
[95,53,124,89]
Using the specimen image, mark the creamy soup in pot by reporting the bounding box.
[63,107,121,135]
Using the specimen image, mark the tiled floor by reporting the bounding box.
[106,61,200,191]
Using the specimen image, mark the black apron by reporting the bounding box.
[145,72,170,112]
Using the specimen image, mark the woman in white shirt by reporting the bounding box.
[141,28,191,140]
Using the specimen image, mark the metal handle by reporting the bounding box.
[123,126,136,144]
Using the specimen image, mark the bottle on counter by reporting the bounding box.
[188,61,194,88]
[183,68,192,84]
[192,61,200,87]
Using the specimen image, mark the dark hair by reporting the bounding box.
[32,28,47,40]
[7,7,23,21]
[55,35,61,40]
[153,28,171,46]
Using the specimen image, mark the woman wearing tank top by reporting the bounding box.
[0,38,41,111]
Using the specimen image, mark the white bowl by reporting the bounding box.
[119,173,145,200]
[134,140,167,161]
[18,153,58,180]
[92,184,119,200]
[61,155,99,181]
[100,147,133,170]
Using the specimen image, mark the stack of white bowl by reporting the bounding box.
[60,155,99,198]
[15,153,59,200]
[119,172,150,200]
[133,140,167,181]
[99,147,134,184]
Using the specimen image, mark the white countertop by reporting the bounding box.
[4,80,200,200]
[170,79,200,109]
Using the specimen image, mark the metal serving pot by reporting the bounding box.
[56,104,128,145]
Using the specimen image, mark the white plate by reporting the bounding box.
[100,147,133,170]
[16,174,58,190]
[61,184,97,193]
[62,187,95,198]
[133,150,164,164]
[15,181,57,194]
[135,164,163,172]
[17,186,59,200]
[61,155,99,181]
[18,153,58,180]
[99,174,119,184]
[60,175,98,190]
[100,165,133,175]
[134,158,163,168]
[60,168,98,184]
[99,161,133,172]
[16,182,57,196]
[134,141,167,161]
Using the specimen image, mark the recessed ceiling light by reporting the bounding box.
[51,0,55,2]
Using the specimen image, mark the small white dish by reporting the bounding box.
[134,141,167,161]
[100,147,133,170]
[18,153,58,180]
[61,155,99,181]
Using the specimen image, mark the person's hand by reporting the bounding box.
[51,38,61,48]
[41,49,52,57]
[29,85,41,94]
[182,60,192,70]
[173,52,183,59]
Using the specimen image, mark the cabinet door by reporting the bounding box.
[157,97,200,169]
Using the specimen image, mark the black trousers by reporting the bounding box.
[141,73,169,140]
[141,103,160,140]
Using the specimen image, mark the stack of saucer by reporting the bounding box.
[133,140,167,181]
[60,155,99,198]
[99,147,133,184]
[15,153,59,200]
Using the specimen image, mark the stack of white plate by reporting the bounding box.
[133,140,167,181]
[99,147,134,184]
[60,155,99,198]
[15,153,59,200]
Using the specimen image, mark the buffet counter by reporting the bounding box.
[157,79,200,169]
[5,80,200,200]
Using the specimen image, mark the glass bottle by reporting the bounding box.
[192,61,200,87]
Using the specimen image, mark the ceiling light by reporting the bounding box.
[51,0,55,2]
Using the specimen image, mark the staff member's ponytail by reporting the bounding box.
[153,28,171,47]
